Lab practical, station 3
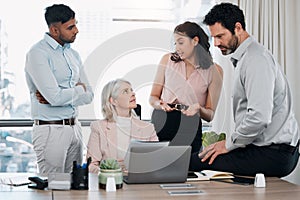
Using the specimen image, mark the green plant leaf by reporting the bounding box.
[202,131,226,148]
[100,158,120,170]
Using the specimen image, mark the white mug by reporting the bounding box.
[254,173,266,188]
[106,176,116,192]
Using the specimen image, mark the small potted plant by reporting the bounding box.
[202,131,226,148]
[99,158,123,189]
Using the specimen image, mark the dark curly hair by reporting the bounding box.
[171,21,213,69]
[203,3,246,35]
[45,4,75,27]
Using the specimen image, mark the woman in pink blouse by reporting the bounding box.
[149,21,223,153]
[87,79,158,173]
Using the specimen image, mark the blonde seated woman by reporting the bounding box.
[86,79,158,174]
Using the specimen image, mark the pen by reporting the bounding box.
[87,157,91,167]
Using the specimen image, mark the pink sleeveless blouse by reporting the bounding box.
[161,58,213,107]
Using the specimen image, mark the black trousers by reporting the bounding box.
[189,143,300,177]
[151,109,202,153]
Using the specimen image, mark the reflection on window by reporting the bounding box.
[0,127,36,172]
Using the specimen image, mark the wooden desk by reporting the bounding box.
[0,173,52,200]
[1,191,52,200]
[53,177,300,200]
[1,174,300,200]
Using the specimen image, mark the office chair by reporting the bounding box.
[134,104,141,119]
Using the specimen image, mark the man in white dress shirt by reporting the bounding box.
[189,2,299,177]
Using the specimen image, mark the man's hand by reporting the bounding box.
[76,82,86,92]
[198,140,228,165]
[36,90,49,104]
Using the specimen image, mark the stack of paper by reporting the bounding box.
[187,170,234,181]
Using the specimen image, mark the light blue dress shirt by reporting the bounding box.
[25,33,94,120]
[226,36,299,151]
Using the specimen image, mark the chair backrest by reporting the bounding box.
[133,104,141,119]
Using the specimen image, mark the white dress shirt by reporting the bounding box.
[226,36,299,151]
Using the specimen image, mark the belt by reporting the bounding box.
[167,103,189,111]
[34,118,76,126]
[268,141,299,154]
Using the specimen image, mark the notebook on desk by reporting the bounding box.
[123,145,191,184]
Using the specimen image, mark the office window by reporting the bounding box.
[0,0,215,172]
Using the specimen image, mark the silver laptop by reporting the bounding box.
[123,140,170,170]
[123,144,191,184]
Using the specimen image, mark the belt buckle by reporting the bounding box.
[65,118,75,126]
[64,118,71,126]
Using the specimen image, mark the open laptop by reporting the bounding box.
[123,144,191,184]
[123,140,169,170]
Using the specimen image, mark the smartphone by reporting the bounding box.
[231,176,255,185]
[215,176,255,185]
